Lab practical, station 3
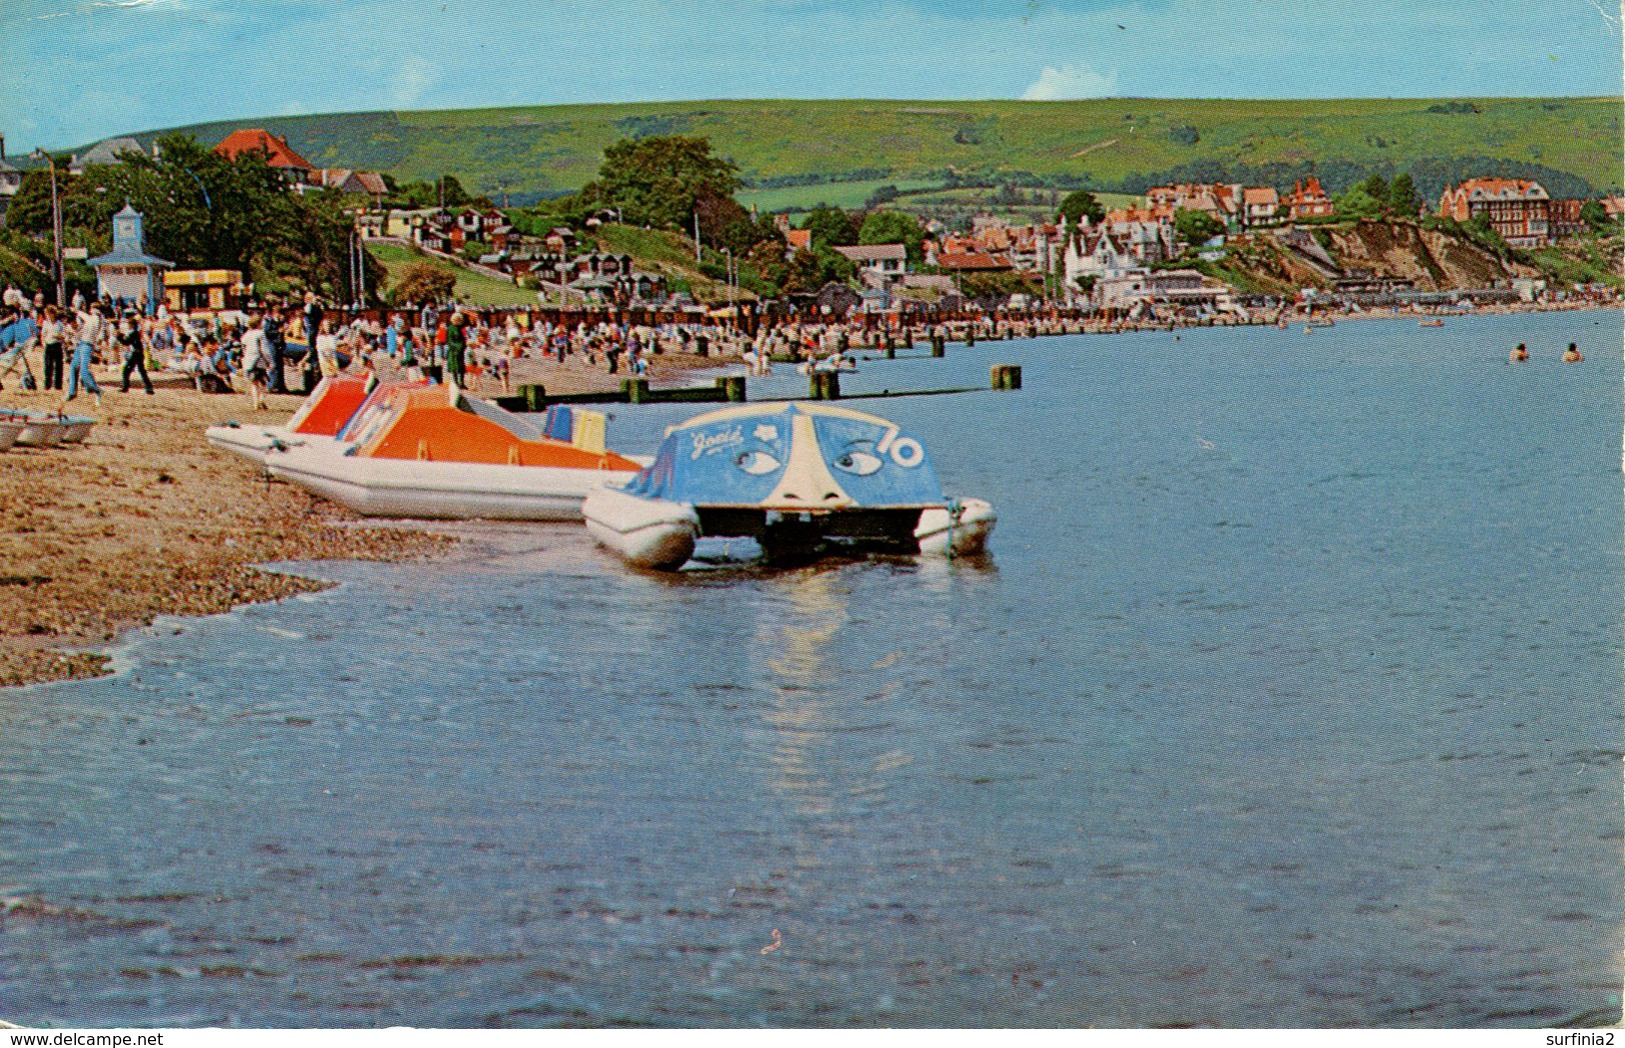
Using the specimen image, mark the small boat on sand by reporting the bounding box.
[1418,319,1445,328]
[205,375,376,464]
[265,384,644,521]
[0,410,90,448]
[584,402,995,570]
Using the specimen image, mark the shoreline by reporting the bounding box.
[0,344,756,691]
[2,302,1615,690]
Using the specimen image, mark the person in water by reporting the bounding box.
[1510,343,1529,363]
[1562,342,1583,363]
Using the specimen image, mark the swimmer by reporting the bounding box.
[1510,342,1529,363]
[1562,342,1583,363]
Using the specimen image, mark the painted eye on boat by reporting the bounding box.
[832,450,883,476]
[736,450,782,475]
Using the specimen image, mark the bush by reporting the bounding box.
[391,261,457,306]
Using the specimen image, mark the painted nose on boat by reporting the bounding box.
[762,412,855,510]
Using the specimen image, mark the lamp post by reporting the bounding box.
[31,149,63,308]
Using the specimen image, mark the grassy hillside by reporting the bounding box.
[112,97,1623,207]
[589,225,754,304]
[366,241,535,307]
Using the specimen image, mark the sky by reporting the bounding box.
[3,0,1621,151]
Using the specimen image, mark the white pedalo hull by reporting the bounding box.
[581,485,700,570]
[914,498,997,557]
[267,447,633,521]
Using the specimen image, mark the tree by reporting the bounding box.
[1173,208,1224,247]
[801,205,859,248]
[1334,187,1387,220]
[1358,174,1390,205]
[390,261,457,306]
[857,209,925,264]
[1058,189,1105,225]
[590,135,741,232]
[1580,198,1612,232]
[1388,173,1421,217]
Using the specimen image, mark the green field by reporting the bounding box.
[737,178,941,214]
[111,97,1624,206]
[366,241,535,307]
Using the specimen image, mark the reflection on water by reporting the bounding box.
[1,310,1621,1028]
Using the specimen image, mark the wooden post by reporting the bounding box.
[623,378,650,403]
[992,364,1022,390]
[810,371,841,400]
[966,327,976,347]
[522,383,547,412]
[931,334,945,358]
[717,375,747,402]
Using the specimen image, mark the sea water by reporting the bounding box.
[1,310,1620,1027]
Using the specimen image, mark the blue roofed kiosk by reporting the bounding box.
[86,204,173,313]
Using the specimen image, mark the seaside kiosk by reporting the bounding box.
[86,203,172,314]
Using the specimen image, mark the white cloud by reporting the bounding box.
[1020,62,1118,101]
[390,54,438,108]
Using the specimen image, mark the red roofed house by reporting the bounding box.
[1283,177,1334,220]
[1242,187,1281,227]
[933,251,1010,273]
[784,228,812,253]
[213,129,316,184]
[1437,178,1552,248]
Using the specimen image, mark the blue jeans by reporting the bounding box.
[66,341,101,399]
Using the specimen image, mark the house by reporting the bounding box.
[0,156,19,226]
[70,137,148,175]
[1283,177,1335,220]
[831,243,907,282]
[1243,187,1281,227]
[1099,208,1178,264]
[1436,178,1552,248]
[213,129,316,184]
[1547,198,1587,240]
[1148,183,1243,230]
[1602,195,1625,222]
[544,227,578,252]
[784,228,812,254]
[313,169,389,200]
[1093,268,1233,312]
[1061,225,1137,302]
[933,251,1009,273]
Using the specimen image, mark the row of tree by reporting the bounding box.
[5,133,382,303]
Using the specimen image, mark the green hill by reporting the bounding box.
[108,97,1623,206]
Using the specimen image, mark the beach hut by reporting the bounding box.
[86,204,172,313]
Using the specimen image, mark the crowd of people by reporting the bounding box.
[3,280,1137,413]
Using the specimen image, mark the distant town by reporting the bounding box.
[1,124,1620,323]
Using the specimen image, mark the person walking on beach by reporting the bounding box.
[66,303,106,407]
[264,306,288,393]
[445,311,468,386]
[117,309,155,395]
[40,306,65,391]
[1562,342,1583,363]
[315,320,341,379]
[241,311,271,410]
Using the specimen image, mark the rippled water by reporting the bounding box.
[2,310,1621,1027]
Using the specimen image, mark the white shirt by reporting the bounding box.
[75,310,105,345]
[241,327,270,371]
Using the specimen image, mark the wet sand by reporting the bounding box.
[0,345,747,689]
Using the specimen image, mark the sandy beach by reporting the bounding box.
[0,341,747,689]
